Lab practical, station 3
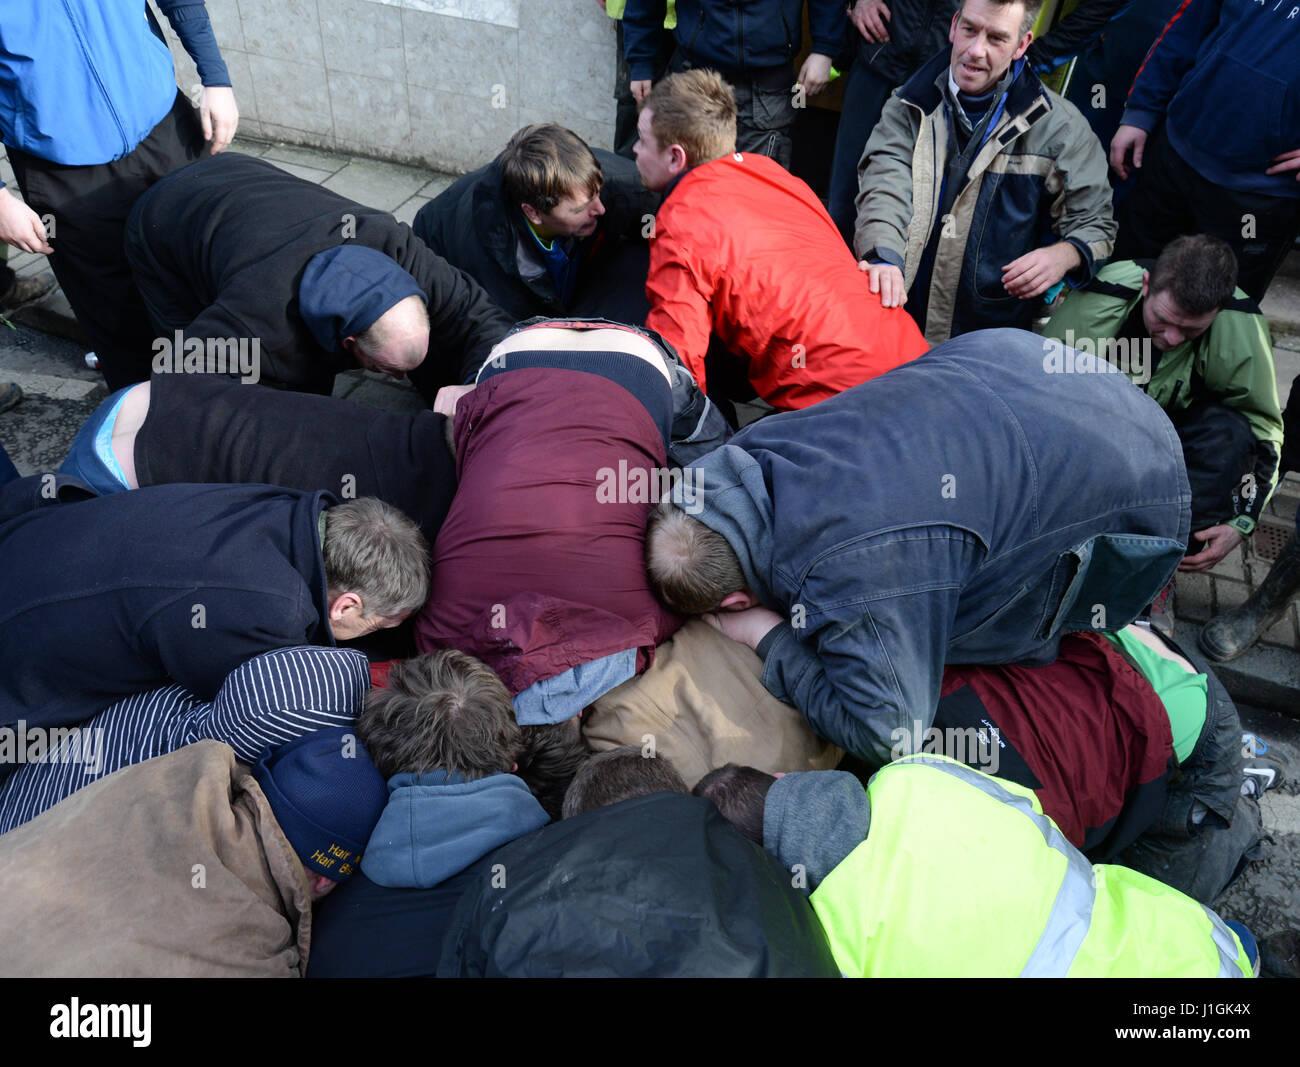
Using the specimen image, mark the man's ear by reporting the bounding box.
[719,590,758,611]
[520,202,543,227]
[1140,270,1150,300]
[1013,30,1034,61]
[669,144,690,176]
[340,335,357,355]
[309,873,340,901]
[329,590,363,621]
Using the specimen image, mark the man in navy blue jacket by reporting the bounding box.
[1110,0,1300,303]
[646,328,1191,767]
[622,0,846,169]
[0,484,430,783]
[0,1,239,389]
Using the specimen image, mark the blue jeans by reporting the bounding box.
[827,60,899,249]
[57,386,134,495]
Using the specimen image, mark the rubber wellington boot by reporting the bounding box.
[1199,532,1300,661]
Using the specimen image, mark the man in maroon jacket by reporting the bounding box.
[417,320,683,725]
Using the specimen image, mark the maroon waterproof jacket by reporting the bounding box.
[937,631,1176,859]
[416,364,681,693]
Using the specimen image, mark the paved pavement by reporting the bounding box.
[1,137,1297,968]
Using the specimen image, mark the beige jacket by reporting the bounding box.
[0,741,311,977]
[584,620,843,787]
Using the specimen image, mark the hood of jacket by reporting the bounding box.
[763,771,872,893]
[685,443,780,607]
[361,770,549,889]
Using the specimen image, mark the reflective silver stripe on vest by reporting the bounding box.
[1202,906,1250,978]
[892,755,1096,977]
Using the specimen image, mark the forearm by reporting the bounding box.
[156,1,232,86]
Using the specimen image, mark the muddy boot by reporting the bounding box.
[1199,532,1300,661]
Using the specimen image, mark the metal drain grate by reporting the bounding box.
[1252,519,1293,563]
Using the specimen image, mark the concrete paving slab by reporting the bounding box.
[1263,273,1300,335]
[1175,571,1212,624]
[418,174,456,199]
[321,158,433,213]
[265,159,338,185]
[260,141,349,173]
[393,195,430,228]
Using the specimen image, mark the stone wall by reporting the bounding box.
[156,0,618,174]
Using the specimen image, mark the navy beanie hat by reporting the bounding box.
[253,727,389,882]
[298,245,426,351]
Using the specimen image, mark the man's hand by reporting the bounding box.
[797,53,834,97]
[701,605,785,651]
[1109,123,1148,180]
[1179,524,1244,572]
[201,86,239,154]
[1001,242,1081,300]
[433,383,475,417]
[851,0,892,43]
[631,79,653,103]
[1266,148,1300,180]
[859,260,907,307]
[0,188,53,255]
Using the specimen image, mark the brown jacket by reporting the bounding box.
[583,620,842,787]
[0,741,311,977]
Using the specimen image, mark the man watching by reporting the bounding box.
[1044,235,1283,584]
[413,124,661,324]
[854,0,1115,343]
[0,482,430,774]
[635,69,928,412]
[645,328,1189,767]
[124,153,515,399]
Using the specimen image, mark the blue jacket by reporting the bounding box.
[686,329,1190,766]
[1122,0,1300,199]
[0,1,230,167]
[307,771,548,977]
[0,482,334,754]
[623,0,845,82]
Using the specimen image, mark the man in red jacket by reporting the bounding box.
[633,69,928,412]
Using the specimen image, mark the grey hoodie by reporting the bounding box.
[762,771,871,893]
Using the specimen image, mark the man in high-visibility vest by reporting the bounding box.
[696,755,1257,977]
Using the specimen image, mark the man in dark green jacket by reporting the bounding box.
[1044,235,1283,578]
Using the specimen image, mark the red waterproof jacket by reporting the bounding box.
[645,152,928,409]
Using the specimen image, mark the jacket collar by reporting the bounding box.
[900,46,1050,134]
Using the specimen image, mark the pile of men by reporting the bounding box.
[0,0,1297,978]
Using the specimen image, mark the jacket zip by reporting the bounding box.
[60,0,131,156]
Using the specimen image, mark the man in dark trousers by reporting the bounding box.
[0,481,431,782]
[0,0,239,390]
[413,124,661,324]
[124,153,516,400]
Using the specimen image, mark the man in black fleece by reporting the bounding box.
[124,153,517,400]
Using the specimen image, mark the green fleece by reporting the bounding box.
[1044,259,1283,533]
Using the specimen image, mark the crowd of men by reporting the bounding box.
[0,0,1297,977]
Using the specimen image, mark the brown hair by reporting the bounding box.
[643,70,737,169]
[561,746,688,818]
[358,650,518,779]
[645,502,746,615]
[1148,234,1239,316]
[497,124,602,213]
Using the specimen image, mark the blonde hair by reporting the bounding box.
[643,70,737,169]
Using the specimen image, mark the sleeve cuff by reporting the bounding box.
[866,248,905,270]
[756,620,791,660]
[1229,515,1257,537]
[1118,108,1160,133]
